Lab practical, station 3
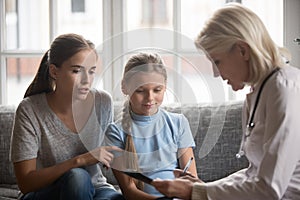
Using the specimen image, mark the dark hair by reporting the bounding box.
[24,33,96,98]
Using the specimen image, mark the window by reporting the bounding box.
[1,0,103,105]
[0,0,284,106]
[72,0,85,13]
[141,0,169,26]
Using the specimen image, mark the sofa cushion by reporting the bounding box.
[163,101,248,181]
[0,105,17,185]
[194,102,248,181]
[0,185,19,199]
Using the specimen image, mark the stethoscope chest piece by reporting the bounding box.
[248,122,255,128]
[245,122,255,137]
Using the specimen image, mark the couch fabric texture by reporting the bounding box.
[0,101,248,199]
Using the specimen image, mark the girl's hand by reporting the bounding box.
[152,178,193,200]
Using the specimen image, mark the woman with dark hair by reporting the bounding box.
[10,33,124,200]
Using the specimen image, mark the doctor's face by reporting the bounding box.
[209,42,250,91]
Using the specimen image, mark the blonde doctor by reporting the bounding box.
[152,3,300,200]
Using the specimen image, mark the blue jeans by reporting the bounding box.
[21,168,124,200]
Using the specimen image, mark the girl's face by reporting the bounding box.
[209,42,250,91]
[125,72,166,116]
[52,49,97,101]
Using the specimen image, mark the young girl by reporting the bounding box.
[10,33,124,200]
[105,52,197,200]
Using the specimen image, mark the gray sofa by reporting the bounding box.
[0,101,248,200]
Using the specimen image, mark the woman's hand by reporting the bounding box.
[77,146,123,168]
[91,146,122,167]
[152,178,194,200]
[173,169,204,183]
[151,169,204,199]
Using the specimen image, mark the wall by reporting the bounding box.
[284,0,300,68]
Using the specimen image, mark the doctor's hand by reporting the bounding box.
[152,178,193,200]
[173,169,204,183]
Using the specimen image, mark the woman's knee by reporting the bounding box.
[64,168,91,184]
[61,168,94,198]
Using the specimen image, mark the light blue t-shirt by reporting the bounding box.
[105,108,195,196]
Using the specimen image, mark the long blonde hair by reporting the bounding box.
[195,3,290,86]
[121,52,167,189]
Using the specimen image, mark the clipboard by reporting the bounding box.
[122,171,153,184]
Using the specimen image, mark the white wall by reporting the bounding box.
[284,0,300,68]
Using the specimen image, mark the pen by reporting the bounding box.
[182,157,193,175]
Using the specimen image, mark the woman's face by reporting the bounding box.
[209,42,250,91]
[53,49,97,101]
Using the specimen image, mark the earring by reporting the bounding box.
[50,78,56,91]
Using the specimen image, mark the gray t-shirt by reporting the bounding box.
[10,89,114,189]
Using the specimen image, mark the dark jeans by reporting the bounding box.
[21,168,124,200]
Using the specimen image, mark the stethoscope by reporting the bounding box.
[236,67,280,158]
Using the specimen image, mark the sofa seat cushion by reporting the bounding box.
[0,184,19,199]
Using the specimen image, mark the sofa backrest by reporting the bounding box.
[185,101,248,181]
[0,105,17,184]
[1,101,248,185]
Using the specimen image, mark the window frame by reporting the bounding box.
[0,0,287,105]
